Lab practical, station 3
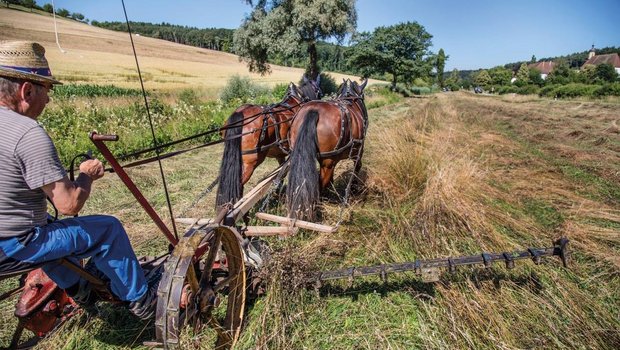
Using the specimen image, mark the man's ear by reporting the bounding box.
[20,81,33,100]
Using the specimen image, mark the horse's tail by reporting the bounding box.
[287,109,320,220]
[216,111,244,207]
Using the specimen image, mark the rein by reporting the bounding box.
[122,0,178,239]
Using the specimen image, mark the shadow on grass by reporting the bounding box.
[310,267,546,302]
[88,304,155,347]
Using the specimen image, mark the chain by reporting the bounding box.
[176,176,220,219]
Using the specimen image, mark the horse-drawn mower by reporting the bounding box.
[0,81,570,350]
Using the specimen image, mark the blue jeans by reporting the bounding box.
[0,215,147,302]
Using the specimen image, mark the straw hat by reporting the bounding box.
[0,41,62,85]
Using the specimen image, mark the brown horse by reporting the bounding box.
[287,78,368,219]
[216,78,321,207]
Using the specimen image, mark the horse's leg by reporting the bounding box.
[319,159,336,193]
[352,146,365,193]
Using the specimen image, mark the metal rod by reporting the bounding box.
[90,132,178,246]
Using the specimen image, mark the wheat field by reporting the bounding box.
[0,7,379,95]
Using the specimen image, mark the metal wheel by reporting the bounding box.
[155,226,246,349]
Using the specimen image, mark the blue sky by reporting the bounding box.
[39,0,620,71]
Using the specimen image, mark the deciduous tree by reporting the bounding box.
[594,63,618,82]
[473,69,491,88]
[348,21,434,89]
[436,48,447,88]
[488,66,512,86]
[445,68,461,90]
[234,0,357,79]
[515,63,530,86]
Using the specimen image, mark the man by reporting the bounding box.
[0,41,158,319]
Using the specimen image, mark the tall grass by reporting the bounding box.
[237,93,619,349]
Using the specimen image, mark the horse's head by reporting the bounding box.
[300,74,323,100]
[349,78,368,99]
[336,78,350,97]
[285,82,304,100]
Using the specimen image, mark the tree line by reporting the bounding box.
[2,0,87,22]
[91,21,236,52]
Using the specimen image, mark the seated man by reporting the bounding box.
[0,41,158,319]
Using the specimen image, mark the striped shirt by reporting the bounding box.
[0,106,66,238]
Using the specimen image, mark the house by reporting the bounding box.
[527,61,556,80]
[582,46,620,75]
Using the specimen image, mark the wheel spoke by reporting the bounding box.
[156,226,246,349]
[213,275,234,293]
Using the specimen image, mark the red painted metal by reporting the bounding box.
[89,132,178,246]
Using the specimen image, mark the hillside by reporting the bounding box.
[0,7,375,93]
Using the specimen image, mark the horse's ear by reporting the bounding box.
[303,75,308,83]
[316,73,321,85]
[360,78,368,91]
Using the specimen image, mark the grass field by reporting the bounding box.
[1,91,617,349]
[1,6,619,350]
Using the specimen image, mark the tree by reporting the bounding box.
[531,55,537,63]
[348,21,433,89]
[71,12,85,21]
[436,48,447,88]
[547,60,575,85]
[515,63,530,86]
[42,3,52,12]
[445,68,461,90]
[234,0,357,79]
[594,63,618,83]
[488,66,512,86]
[580,64,597,84]
[56,8,69,17]
[5,0,22,8]
[473,69,491,88]
[528,69,544,86]
[22,0,35,11]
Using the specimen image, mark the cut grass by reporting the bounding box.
[1,91,619,349]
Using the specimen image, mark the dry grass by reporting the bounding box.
[242,92,619,349]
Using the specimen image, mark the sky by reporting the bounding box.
[38,0,620,71]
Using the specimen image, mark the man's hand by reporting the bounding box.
[79,159,105,181]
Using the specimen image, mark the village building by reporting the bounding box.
[527,61,556,80]
[581,46,620,75]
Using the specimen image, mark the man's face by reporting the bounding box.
[21,80,51,119]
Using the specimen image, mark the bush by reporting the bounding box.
[497,85,518,94]
[317,72,338,96]
[553,83,597,98]
[516,85,540,95]
[219,75,270,104]
[272,83,289,100]
[593,83,620,97]
[447,83,460,91]
[177,88,200,106]
[52,84,143,99]
[410,86,431,95]
[539,84,560,98]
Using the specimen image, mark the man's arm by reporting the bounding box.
[42,159,104,216]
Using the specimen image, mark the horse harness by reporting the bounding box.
[240,97,304,156]
[318,96,367,160]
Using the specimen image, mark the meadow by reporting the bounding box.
[2,85,618,349]
[1,6,619,350]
